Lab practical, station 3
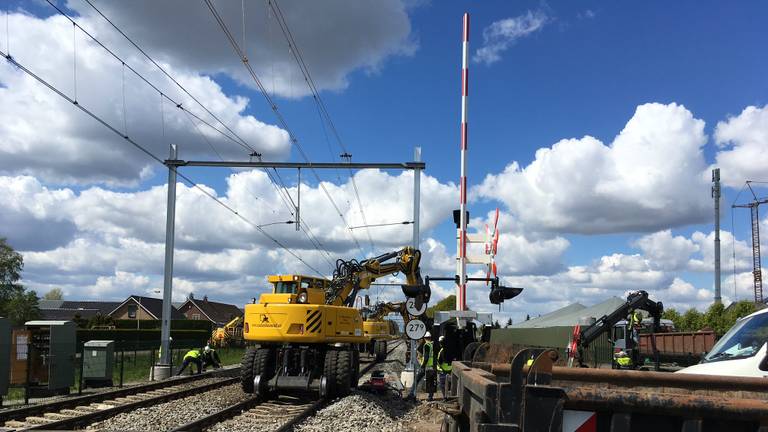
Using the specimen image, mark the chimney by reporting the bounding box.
[203,295,208,303]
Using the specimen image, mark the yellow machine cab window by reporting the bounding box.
[274,281,298,294]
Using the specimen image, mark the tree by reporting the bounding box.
[505,318,513,328]
[492,320,501,329]
[704,302,728,336]
[525,314,530,321]
[680,308,704,332]
[662,308,682,330]
[426,295,457,318]
[0,238,41,325]
[43,288,64,300]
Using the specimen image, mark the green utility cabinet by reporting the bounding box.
[0,318,9,397]
[24,320,76,396]
[83,340,114,388]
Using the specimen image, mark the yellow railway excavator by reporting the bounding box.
[361,301,406,361]
[240,247,427,399]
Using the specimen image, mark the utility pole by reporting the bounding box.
[409,147,422,373]
[733,181,768,304]
[712,169,722,304]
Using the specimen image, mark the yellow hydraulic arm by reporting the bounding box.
[325,247,423,307]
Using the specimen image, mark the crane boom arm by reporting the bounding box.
[578,290,663,352]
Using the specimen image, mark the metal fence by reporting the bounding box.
[1,332,244,408]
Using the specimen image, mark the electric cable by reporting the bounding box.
[1,48,325,277]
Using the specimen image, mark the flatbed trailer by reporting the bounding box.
[442,348,768,432]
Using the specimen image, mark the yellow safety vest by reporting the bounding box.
[437,348,451,373]
[419,342,434,368]
[184,349,201,359]
[616,356,632,367]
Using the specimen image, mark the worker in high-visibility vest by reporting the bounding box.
[202,345,222,371]
[407,332,434,401]
[436,335,451,401]
[176,348,203,375]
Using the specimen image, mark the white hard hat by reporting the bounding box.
[204,345,211,352]
[439,335,445,342]
[424,331,431,338]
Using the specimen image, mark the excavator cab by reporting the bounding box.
[259,275,329,305]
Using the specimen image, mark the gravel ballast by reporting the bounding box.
[87,383,249,432]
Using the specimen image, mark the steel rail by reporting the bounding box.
[0,369,234,424]
[171,341,404,431]
[22,377,238,430]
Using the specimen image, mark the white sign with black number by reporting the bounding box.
[405,319,427,340]
[405,298,427,317]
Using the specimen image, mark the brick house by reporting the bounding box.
[109,295,186,321]
[177,295,242,327]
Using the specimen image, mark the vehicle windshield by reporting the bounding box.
[274,281,297,294]
[703,312,768,363]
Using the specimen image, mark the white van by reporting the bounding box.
[677,307,768,377]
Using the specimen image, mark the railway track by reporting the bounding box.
[0,370,238,431]
[171,340,404,432]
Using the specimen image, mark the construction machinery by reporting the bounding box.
[568,290,663,369]
[211,316,244,348]
[361,301,406,361]
[240,247,427,399]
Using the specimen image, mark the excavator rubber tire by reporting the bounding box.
[336,350,353,397]
[253,347,276,398]
[323,350,338,398]
[351,349,360,389]
[241,347,257,393]
[462,342,481,362]
[375,340,388,362]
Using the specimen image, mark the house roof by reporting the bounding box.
[61,301,121,315]
[180,297,242,324]
[39,300,122,321]
[109,296,186,320]
[511,297,627,328]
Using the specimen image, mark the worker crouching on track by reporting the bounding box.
[408,332,435,401]
[202,345,222,371]
[176,348,203,375]
[437,335,451,401]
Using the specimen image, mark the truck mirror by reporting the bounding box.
[364,295,370,306]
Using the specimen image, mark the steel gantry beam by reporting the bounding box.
[165,160,425,170]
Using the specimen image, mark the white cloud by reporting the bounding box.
[714,105,768,187]
[476,103,711,234]
[474,10,547,65]
[634,229,698,271]
[68,0,417,98]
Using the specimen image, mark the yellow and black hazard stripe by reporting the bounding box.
[306,309,322,333]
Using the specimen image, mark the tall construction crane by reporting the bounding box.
[733,181,768,304]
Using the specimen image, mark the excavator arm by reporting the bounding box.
[576,290,663,366]
[325,247,423,307]
[363,301,407,321]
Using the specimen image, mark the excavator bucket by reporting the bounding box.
[401,283,431,309]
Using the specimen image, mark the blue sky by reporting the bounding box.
[1,0,767,322]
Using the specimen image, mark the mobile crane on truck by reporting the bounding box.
[240,247,427,399]
[569,290,663,369]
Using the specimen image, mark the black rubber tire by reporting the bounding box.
[462,342,481,362]
[240,347,257,393]
[335,350,352,397]
[375,340,388,362]
[351,349,360,389]
[323,349,338,398]
[253,347,276,398]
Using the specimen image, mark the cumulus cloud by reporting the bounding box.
[474,10,547,65]
[714,105,768,187]
[476,103,711,234]
[67,0,417,98]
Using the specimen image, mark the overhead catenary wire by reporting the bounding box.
[203,0,365,256]
[1,48,325,278]
[267,0,376,253]
[77,0,335,268]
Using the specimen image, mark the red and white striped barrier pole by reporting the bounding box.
[458,12,469,311]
